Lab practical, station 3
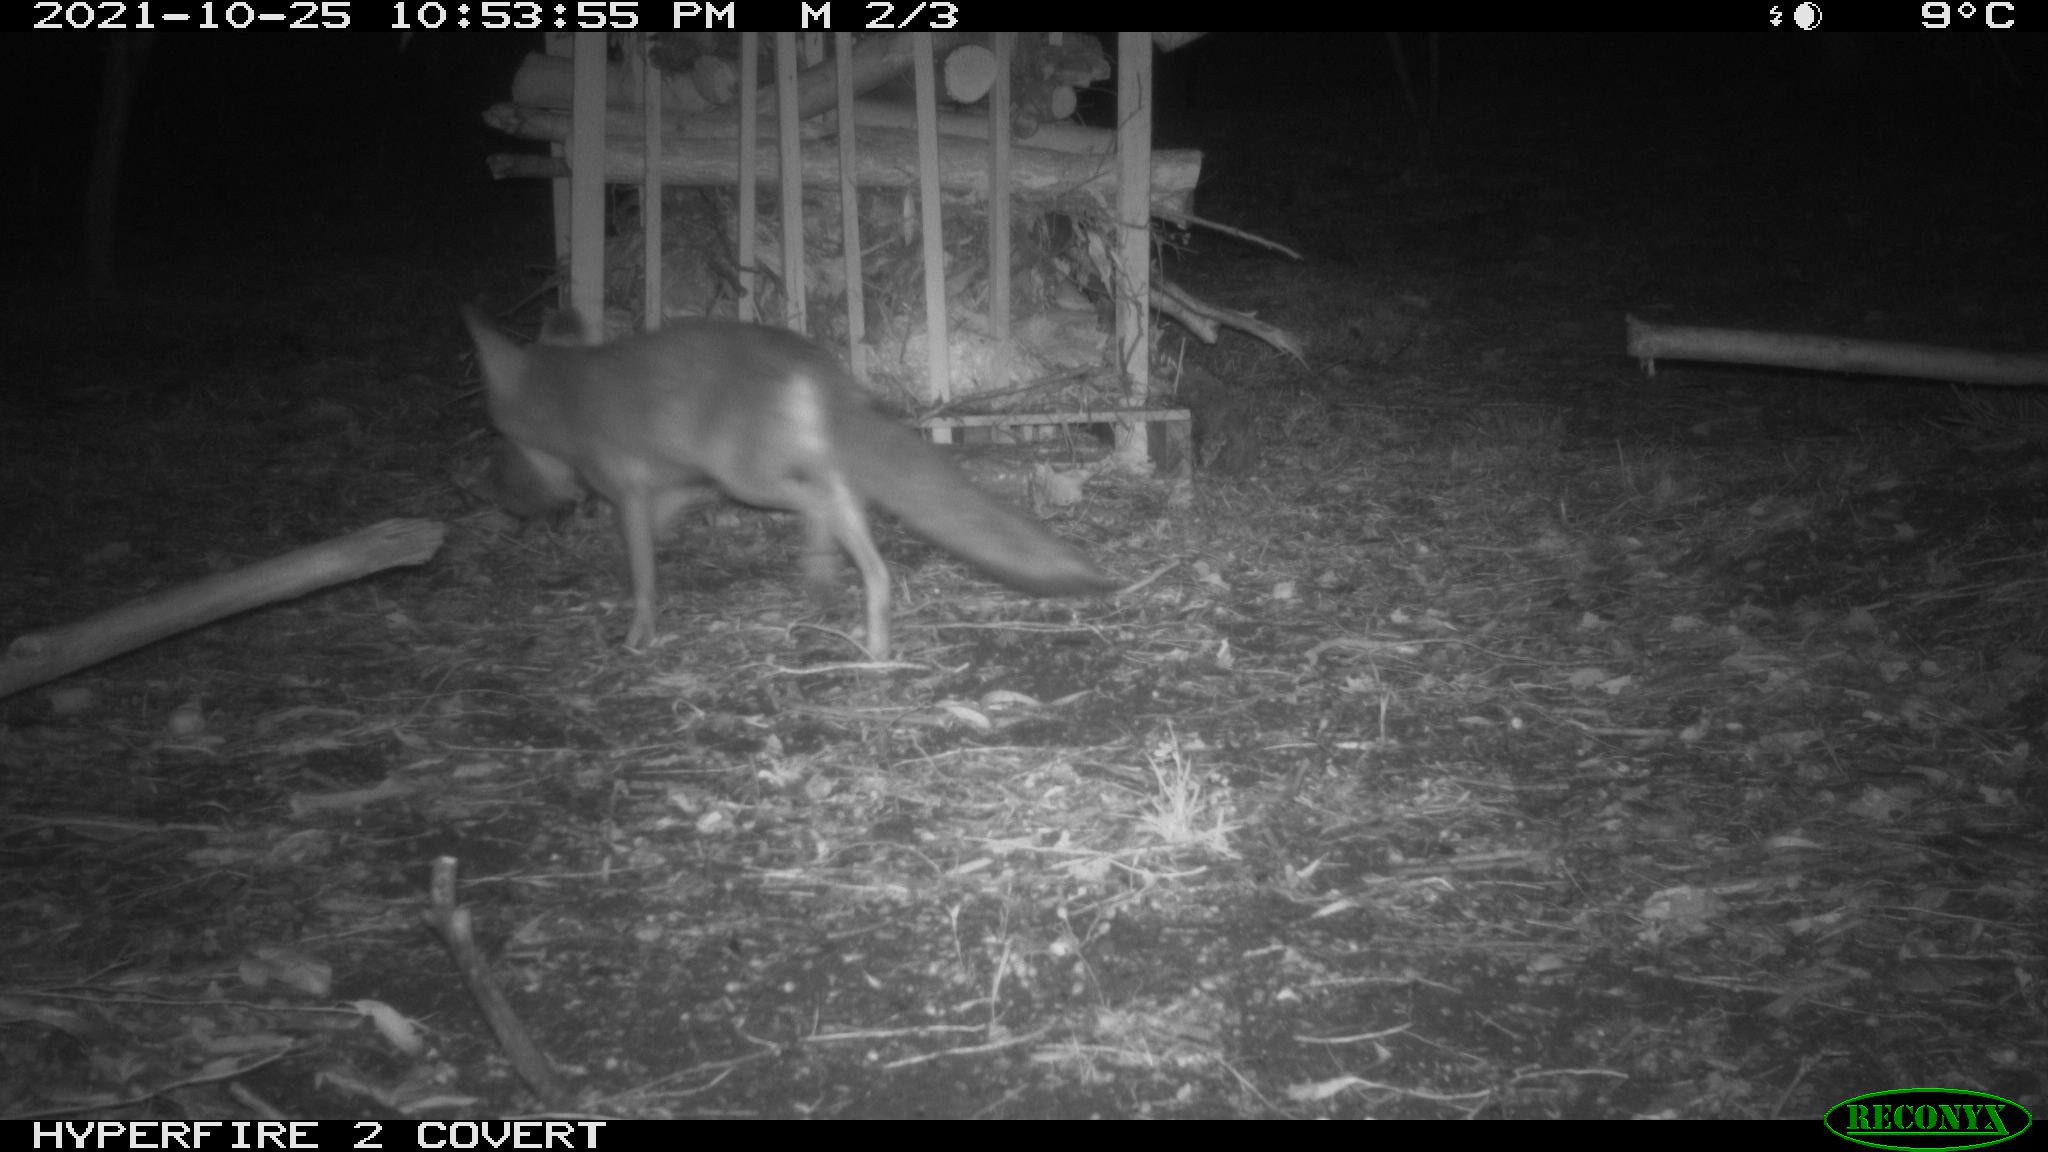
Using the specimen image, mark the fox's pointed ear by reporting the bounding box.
[463,307,527,388]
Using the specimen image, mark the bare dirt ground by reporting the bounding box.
[4,37,2045,1120]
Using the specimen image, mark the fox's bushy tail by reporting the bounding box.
[836,409,1118,597]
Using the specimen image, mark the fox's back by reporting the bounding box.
[490,319,872,501]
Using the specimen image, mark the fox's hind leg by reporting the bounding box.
[797,476,891,661]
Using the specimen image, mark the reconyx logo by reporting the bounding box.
[1826,1089,2031,1151]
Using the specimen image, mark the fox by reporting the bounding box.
[463,307,1117,659]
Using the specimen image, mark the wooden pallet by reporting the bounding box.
[921,407,1192,479]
